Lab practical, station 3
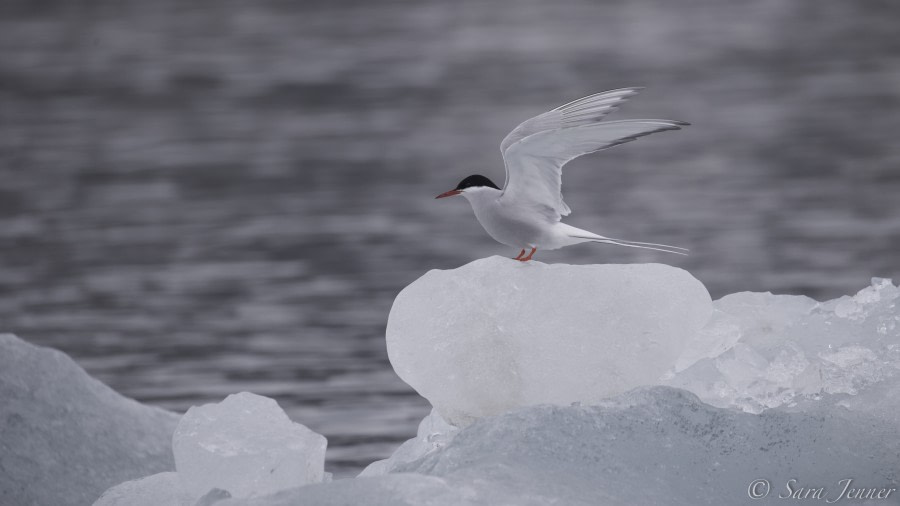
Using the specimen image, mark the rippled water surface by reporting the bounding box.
[2,0,899,476]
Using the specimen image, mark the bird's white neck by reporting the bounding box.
[461,186,502,206]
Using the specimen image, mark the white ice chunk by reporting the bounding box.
[359,408,457,477]
[173,392,327,502]
[386,257,712,425]
[667,278,900,419]
[0,334,178,506]
[93,472,191,506]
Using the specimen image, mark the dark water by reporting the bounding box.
[1,0,899,477]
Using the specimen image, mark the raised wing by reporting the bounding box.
[499,88,642,156]
[500,90,687,221]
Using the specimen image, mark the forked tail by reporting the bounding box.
[585,236,688,255]
[564,227,688,256]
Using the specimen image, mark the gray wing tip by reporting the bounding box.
[579,119,690,153]
[617,119,690,128]
[613,86,644,95]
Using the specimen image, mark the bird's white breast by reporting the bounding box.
[463,188,555,249]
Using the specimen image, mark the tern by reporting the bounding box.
[436,88,689,261]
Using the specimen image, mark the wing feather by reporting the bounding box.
[500,118,688,222]
[499,87,642,156]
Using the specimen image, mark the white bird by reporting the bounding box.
[436,88,689,262]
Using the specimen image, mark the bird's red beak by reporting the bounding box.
[435,189,462,199]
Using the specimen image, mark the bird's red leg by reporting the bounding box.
[513,249,526,260]
[521,247,537,261]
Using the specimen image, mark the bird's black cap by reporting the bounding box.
[455,175,500,190]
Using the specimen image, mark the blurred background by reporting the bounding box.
[1,0,898,476]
